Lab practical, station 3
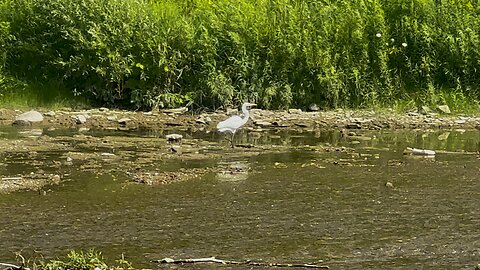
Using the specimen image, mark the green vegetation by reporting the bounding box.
[1,0,480,111]
[15,249,134,270]
[40,250,109,270]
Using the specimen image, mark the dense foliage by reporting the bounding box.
[1,0,480,110]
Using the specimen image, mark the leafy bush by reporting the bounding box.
[1,0,480,110]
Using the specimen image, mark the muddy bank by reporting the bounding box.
[1,107,480,131]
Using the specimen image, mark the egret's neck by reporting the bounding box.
[242,104,250,119]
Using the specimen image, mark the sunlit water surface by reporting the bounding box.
[0,128,479,269]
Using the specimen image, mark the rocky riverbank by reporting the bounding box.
[1,106,480,131]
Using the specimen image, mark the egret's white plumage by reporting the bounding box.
[217,102,256,147]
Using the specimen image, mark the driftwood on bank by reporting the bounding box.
[154,257,329,269]
[0,262,25,270]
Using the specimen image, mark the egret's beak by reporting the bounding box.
[247,103,257,108]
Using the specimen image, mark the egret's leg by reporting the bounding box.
[222,132,233,146]
[230,132,235,148]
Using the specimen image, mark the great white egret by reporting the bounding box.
[217,102,256,147]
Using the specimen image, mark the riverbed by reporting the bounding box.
[0,124,479,269]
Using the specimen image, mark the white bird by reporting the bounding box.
[217,102,256,148]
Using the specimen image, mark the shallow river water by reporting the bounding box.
[0,127,479,269]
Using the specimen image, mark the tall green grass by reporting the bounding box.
[1,0,480,111]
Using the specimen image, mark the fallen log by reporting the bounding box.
[153,257,329,269]
[0,262,24,270]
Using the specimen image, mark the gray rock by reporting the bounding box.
[254,120,273,127]
[44,111,56,117]
[347,135,372,141]
[345,123,362,129]
[196,118,207,124]
[226,108,238,115]
[75,114,87,124]
[385,182,394,188]
[419,106,431,115]
[308,103,320,111]
[272,121,290,127]
[16,110,44,123]
[166,133,183,142]
[294,122,309,128]
[107,116,117,121]
[196,116,211,125]
[12,119,32,126]
[437,105,451,114]
[437,132,450,141]
[118,118,131,125]
[288,108,302,114]
[162,107,188,114]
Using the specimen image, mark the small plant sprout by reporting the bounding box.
[376,33,382,38]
